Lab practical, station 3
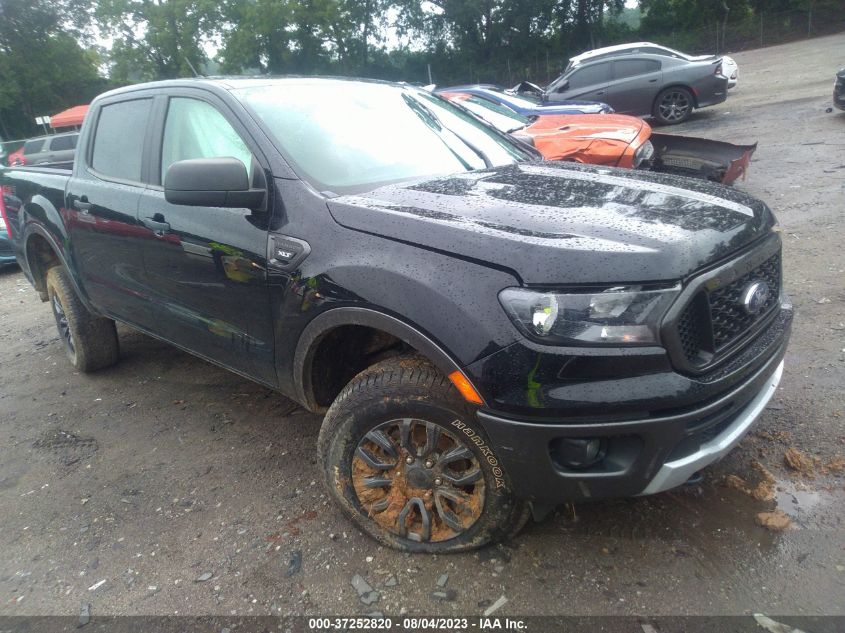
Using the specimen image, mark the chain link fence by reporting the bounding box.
[650,6,845,57]
[428,7,845,87]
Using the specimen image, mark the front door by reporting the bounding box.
[550,61,612,104]
[135,95,276,384]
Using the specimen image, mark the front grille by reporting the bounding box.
[673,252,781,368]
[709,254,780,349]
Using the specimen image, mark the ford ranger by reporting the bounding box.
[0,77,792,552]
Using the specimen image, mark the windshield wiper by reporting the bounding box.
[506,124,527,133]
[402,93,494,168]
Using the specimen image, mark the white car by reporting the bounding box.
[567,42,739,88]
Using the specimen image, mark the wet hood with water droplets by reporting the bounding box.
[327,161,776,284]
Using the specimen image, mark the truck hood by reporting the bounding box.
[327,161,776,284]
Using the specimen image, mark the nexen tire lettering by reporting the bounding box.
[450,419,507,490]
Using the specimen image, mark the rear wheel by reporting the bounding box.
[46,266,119,372]
[318,356,529,552]
[653,87,694,125]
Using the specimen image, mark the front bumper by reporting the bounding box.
[640,359,781,494]
[471,302,791,504]
[834,83,845,111]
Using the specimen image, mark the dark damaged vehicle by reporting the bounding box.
[835,67,845,111]
[0,78,792,552]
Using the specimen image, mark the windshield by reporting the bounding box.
[234,81,532,192]
[447,95,529,133]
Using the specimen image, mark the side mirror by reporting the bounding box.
[164,157,265,209]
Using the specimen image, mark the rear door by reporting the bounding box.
[549,61,612,103]
[135,91,276,384]
[607,58,663,115]
[65,97,153,321]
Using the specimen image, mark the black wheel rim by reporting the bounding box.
[51,294,75,357]
[658,91,691,122]
[351,418,485,543]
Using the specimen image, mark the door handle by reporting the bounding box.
[73,198,93,212]
[595,91,606,96]
[649,78,658,83]
[142,215,171,235]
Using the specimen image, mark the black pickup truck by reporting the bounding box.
[0,77,792,552]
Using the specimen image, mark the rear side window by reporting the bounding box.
[91,99,153,182]
[23,139,45,154]
[613,59,661,79]
[567,62,612,89]
[50,134,77,151]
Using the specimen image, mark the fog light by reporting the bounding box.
[552,437,607,469]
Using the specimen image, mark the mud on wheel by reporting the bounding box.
[45,266,120,372]
[318,356,529,553]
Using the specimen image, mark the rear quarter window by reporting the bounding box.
[613,59,661,79]
[90,99,153,182]
[49,135,77,151]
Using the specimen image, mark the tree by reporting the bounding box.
[95,0,220,81]
[0,0,105,139]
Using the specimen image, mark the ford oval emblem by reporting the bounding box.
[740,281,771,315]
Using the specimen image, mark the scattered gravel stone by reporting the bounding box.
[87,579,106,592]
[351,574,379,605]
[384,576,398,587]
[436,573,449,588]
[483,595,508,616]
[431,589,457,602]
[195,572,213,583]
[284,550,302,577]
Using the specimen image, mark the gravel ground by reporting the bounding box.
[1,34,844,619]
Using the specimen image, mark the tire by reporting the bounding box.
[652,87,694,125]
[318,355,530,553]
[45,266,119,372]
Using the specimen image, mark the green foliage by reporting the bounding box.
[0,0,106,139]
[95,0,220,81]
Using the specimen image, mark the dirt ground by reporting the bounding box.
[1,34,844,619]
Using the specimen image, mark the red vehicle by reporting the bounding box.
[442,91,755,184]
[6,145,25,166]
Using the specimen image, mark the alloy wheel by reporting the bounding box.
[658,91,691,122]
[51,293,75,357]
[351,418,485,543]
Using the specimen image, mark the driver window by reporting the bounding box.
[567,62,612,90]
[161,98,253,183]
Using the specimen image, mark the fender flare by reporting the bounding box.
[653,84,699,110]
[23,223,96,313]
[293,307,465,411]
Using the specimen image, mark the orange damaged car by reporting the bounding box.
[441,91,655,169]
[440,90,756,185]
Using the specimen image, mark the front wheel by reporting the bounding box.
[652,87,694,125]
[318,356,529,552]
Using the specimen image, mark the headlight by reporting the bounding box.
[499,285,680,346]
[633,140,655,168]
